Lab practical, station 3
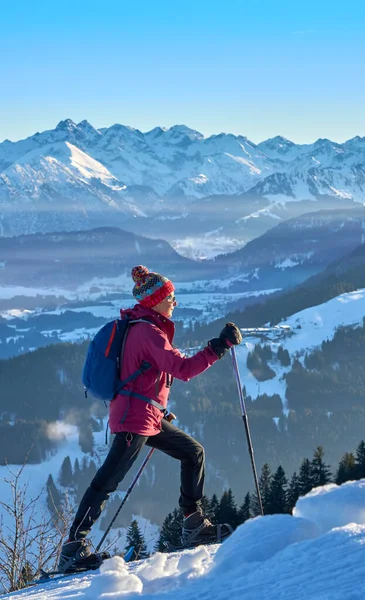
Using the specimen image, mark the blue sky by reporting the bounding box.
[1,0,364,144]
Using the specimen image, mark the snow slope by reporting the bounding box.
[4,479,365,599]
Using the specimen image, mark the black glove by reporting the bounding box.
[208,337,228,359]
[208,322,242,359]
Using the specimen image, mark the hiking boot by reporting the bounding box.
[58,539,110,574]
[181,508,233,547]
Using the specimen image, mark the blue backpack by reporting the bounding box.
[82,316,165,415]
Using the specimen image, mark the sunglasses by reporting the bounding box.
[166,294,176,302]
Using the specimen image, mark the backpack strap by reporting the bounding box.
[116,362,165,413]
[117,390,165,413]
[116,360,152,391]
[117,319,166,415]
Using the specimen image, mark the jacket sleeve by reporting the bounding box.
[143,325,219,382]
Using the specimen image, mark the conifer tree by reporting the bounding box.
[277,346,291,367]
[261,345,273,361]
[287,472,300,513]
[73,457,80,485]
[156,512,174,552]
[298,458,313,496]
[336,452,357,485]
[200,495,210,515]
[125,520,149,561]
[155,508,183,551]
[247,350,262,374]
[252,463,272,515]
[209,494,220,524]
[78,421,94,454]
[237,492,251,525]
[355,441,365,479]
[216,489,238,528]
[268,466,288,514]
[169,508,184,545]
[59,455,73,487]
[46,474,61,515]
[310,446,332,487]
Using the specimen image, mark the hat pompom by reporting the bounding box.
[131,265,149,284]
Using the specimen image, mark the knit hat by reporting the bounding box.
[131,265,175,308]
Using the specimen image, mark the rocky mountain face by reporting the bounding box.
[1,120,364,255]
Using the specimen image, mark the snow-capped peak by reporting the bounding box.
[77,120,102,137]
[262,135,295,148]
[165,124,204,142]
[101,123,145,143]
[55,118,78,132]
[144,126,168,140]
[256,136,297,159]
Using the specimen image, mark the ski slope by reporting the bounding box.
[4,479,365,599]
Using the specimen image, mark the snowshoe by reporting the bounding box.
[58,539,110,574]
[181,509,233,547]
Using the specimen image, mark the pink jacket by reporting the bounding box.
[109,304,219,436]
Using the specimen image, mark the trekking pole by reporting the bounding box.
[96,412,176,552]
[230,346,264,516]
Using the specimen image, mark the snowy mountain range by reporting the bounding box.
[1,120,365,254]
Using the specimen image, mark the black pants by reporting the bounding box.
[69,419,205,540]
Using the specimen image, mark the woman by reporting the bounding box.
[59,265,242,573]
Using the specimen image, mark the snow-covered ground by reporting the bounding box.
[4,479,365,599]
[235,288,365,415]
